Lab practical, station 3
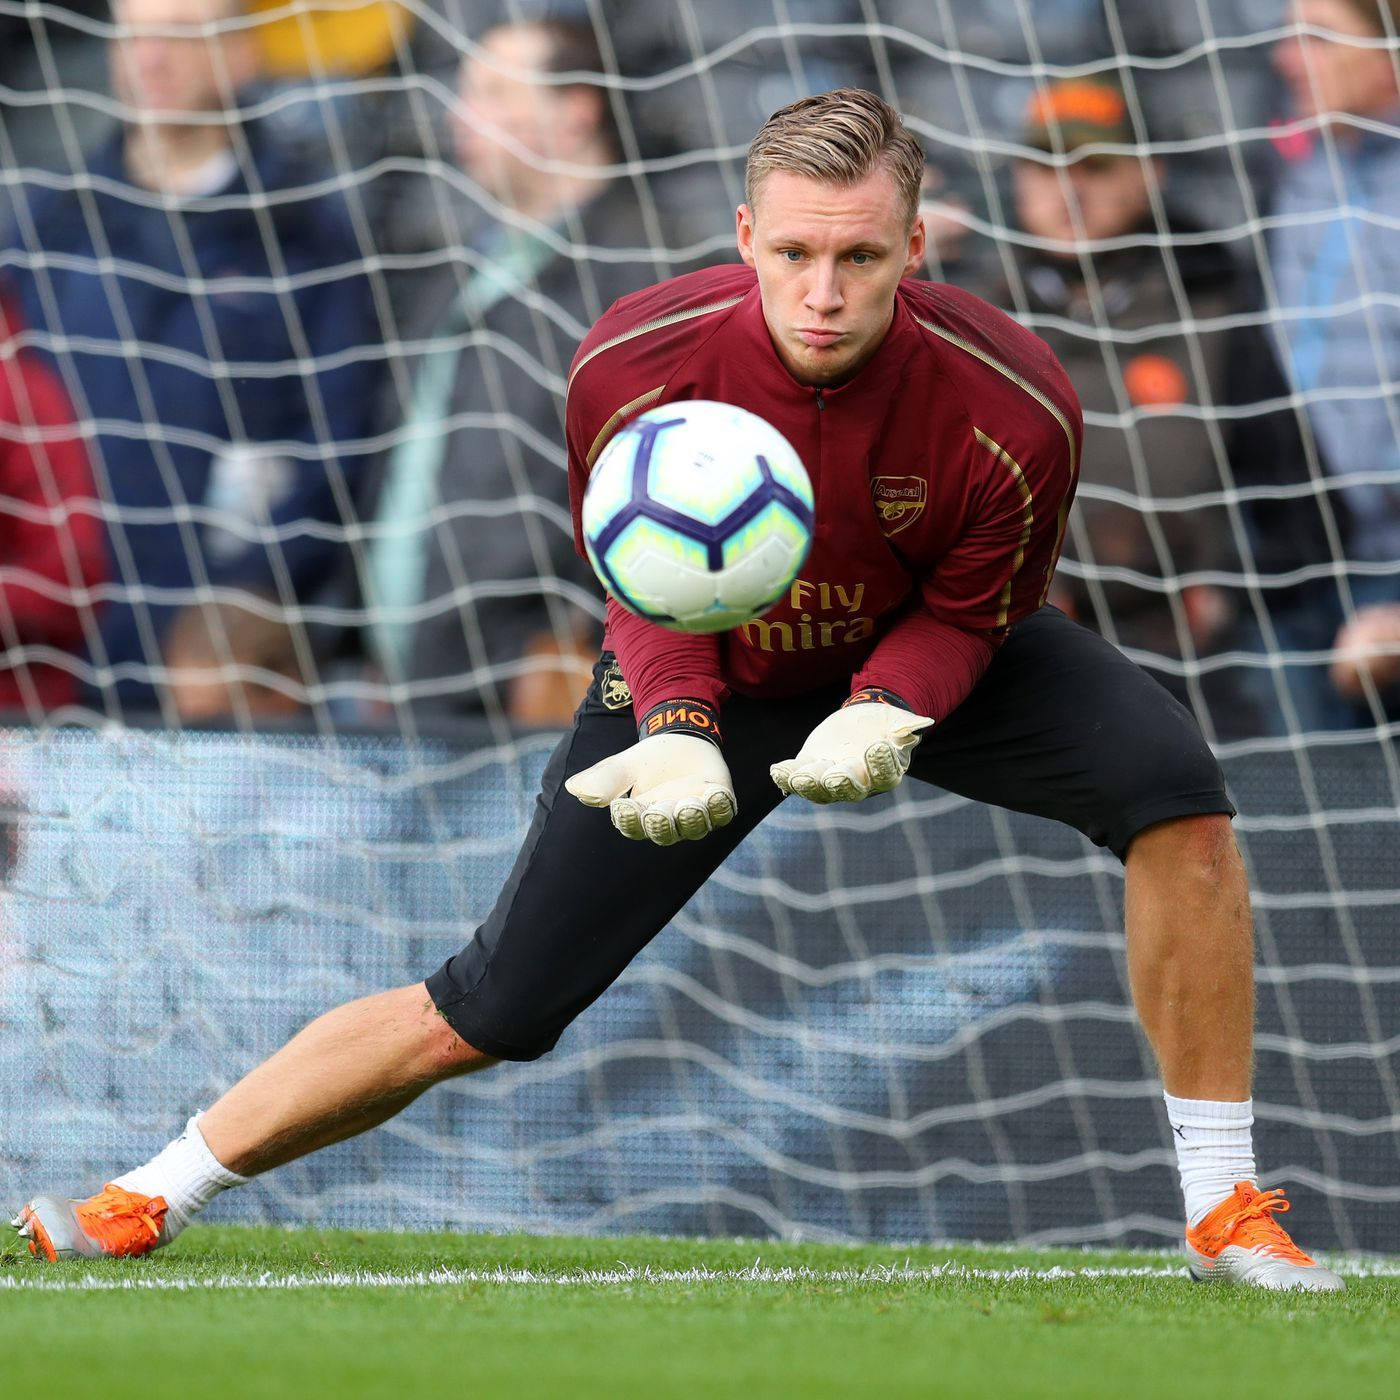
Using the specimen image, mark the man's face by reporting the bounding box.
[737,168,925,388]
[1012,154,1155,250]
[454,26,598,196]
[111,0,255,118]
[1273,0,1400,121]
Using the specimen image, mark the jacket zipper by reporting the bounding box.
[811,387,827,525]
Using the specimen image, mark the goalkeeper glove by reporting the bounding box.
[565,701,735,845]
[770,688,934,804]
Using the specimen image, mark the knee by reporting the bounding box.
[1127,812,1240,881]
[432,1023,497,1079]
[410,985,498,1080]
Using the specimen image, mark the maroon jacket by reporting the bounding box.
[566,265,1082,723]
[1,292,105,712]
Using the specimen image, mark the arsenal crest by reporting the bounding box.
[598,656,633,711]
[870,476,927,536]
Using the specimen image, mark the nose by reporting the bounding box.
[804,260,844,317]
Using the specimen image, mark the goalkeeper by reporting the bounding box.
[14,89,1340,1291]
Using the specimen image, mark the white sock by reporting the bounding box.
[1163,1092,1256,1225]
[111,1113,249,1240]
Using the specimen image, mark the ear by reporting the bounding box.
[902,213,926,277]
[736,203,757,268]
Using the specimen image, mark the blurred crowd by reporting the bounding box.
[1,0,1397,739]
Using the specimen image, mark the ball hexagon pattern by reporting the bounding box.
[581,400,815,632]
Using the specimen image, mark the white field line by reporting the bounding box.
[1,1258,1396,1292]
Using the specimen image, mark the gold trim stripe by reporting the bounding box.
[913,313,1079,606]
[913,315,1079,475]
[1045,497,1072,605]
[567,293,746,392]
[973,428,1034,629]
[586,385,665,470]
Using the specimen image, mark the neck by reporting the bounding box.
[124,119,236,194]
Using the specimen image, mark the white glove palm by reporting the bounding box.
[565,733,736,845]
[771,702,934,804]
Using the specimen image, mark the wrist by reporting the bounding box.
[638,698,723,747]
[844,685,914,711]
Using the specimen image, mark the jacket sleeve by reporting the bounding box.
[850,610,999,721]
[853,399,1080,721]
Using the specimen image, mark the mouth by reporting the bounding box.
[797,329,844,348]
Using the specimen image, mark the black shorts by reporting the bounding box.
[426,606,1233,1061]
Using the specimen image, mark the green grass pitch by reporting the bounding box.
[3,1225,1396,1399]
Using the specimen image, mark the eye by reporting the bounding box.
[781,249,804,263]
[849,252,873,266]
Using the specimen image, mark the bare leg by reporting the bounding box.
[199,984,493,1177]
[1122,814,1254,1100]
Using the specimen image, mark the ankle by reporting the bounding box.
[1164,1093,1256,1226]
[111,1113,250,1238]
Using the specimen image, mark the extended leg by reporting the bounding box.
[11,985,489,1261]
[13,666,811,1260]
[200,983,492,1177]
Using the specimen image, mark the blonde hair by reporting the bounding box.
[745,88,925,227]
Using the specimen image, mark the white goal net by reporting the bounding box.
[1,0,1397,1252]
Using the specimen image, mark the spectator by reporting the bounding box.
[0,287,106,717]
[988,76,1263,737]
[1238,0,1400,729]
[3,0,379,721]
[349,18,666,726]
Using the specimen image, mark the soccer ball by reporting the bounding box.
[581,400,815,633]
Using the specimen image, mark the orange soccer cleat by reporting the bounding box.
[1185,1181,1344,1292]
[12,1184,168,1261]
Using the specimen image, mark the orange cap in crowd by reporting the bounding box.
[1021,76,1134,153]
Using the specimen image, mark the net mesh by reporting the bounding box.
[1,0,1397,1251]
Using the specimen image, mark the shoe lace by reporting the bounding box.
[77,1184,168,1249]
[1209,1186,1315,1266]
